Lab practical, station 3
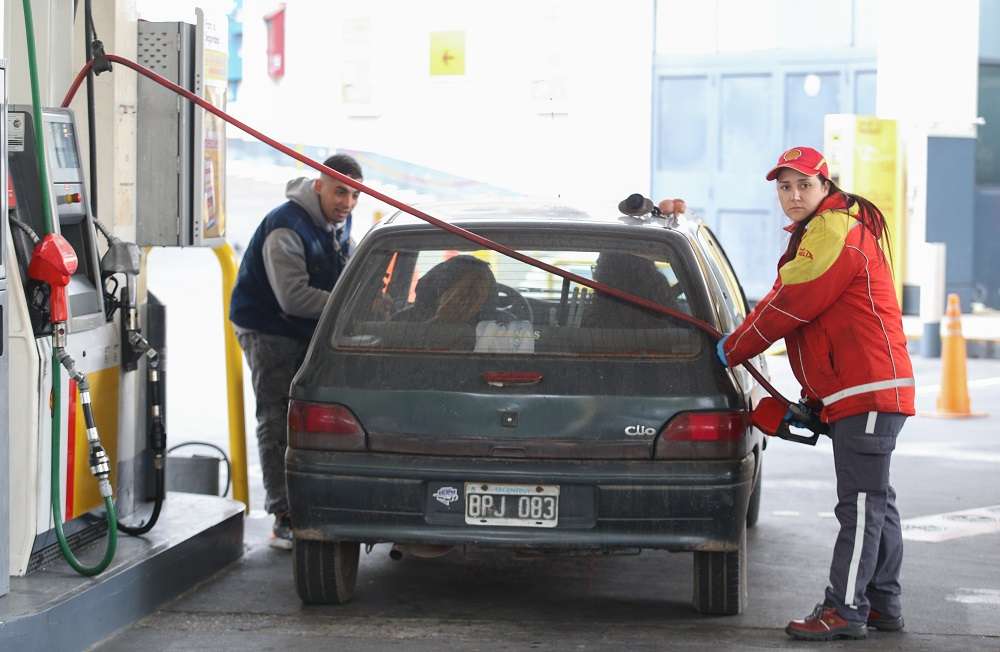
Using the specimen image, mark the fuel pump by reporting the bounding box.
[29,227,118,565]
[6,48,128,570]
[7,103,119,573]
[4,0,190,581]
[93,221,167,535]
[7,104,172,570]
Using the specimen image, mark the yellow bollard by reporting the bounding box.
[213,243,251,510]
[930,293,986,418]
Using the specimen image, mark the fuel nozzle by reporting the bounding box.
[96,221,140,276]
[96,221,149,369]
[98,227,141,324]
[751,396,829,446]
[28,234,78,342]
[786,401,828,436]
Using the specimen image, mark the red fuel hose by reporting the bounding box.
[62,54,792,407]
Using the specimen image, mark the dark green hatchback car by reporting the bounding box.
[286,201,769,614]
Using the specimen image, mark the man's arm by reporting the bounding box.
[262,228,330,319]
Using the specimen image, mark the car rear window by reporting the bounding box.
[330,229,704,357]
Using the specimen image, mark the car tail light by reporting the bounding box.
[288,400,367,451]
[654,410,749,459]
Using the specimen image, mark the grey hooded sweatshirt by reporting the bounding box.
[250,177,355,327]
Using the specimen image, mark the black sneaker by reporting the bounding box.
[269,513,293,550]
[867,609,904,631]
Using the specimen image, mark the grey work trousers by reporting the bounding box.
[824,410,907,623]
[237,331,308,516]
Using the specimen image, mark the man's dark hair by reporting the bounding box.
[323,153,363,180]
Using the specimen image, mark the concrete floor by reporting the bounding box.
[91,354,1000,651]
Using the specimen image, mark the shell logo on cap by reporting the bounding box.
[782,148,803,161]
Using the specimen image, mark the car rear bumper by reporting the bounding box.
[286,449,754,552]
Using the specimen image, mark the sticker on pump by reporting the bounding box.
[8,112,25,152]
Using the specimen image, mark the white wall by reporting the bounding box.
[656,0,878,54]
[875,0,981,286]
[227,0,655,216]
[876,0,980,136]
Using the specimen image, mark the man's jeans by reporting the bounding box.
[237,331,307,516]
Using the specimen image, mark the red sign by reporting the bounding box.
[264,6,286,80]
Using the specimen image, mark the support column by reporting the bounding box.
[920,243,947,358]
[69,0,138,243]
[876,1,981,310]
[1,59,8,601]
[4,0,75,107]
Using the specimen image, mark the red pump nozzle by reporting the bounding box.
[28,234,78,324]
[750,397,787,436]
[751,396,827,446]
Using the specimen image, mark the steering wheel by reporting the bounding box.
[494,283,533,323]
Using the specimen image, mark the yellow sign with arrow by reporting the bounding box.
[430,31,465,76]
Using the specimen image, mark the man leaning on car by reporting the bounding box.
[229,154,363,549]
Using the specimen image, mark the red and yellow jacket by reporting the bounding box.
[722,194,915,422]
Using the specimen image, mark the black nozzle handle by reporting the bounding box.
[773,422,821,446]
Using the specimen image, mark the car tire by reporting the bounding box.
[293,539,360,605]
[746,459,762,529]
[692,526,748,615]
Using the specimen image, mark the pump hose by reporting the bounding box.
[52,349,118,575]
[9,214,41,244]
[62,52,794,409]
[117,350,165,536]
[22,0,117,575]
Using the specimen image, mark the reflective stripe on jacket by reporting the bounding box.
[723,194,915,422]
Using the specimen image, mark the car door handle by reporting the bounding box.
[482,371,543,387]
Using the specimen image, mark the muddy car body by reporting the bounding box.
[286,201,769,613]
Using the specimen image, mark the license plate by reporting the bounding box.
[464,483,559,527]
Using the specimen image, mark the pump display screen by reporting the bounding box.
[48,121,81,171]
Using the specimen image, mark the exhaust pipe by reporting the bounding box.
[389,543,454,560]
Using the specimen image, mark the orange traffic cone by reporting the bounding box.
[930,294,986,418]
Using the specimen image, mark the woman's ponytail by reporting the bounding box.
[826,180,893,268]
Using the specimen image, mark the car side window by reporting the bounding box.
[697,227,749,321]
[696,245,738,333]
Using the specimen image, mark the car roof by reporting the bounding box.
[374,199,702,239]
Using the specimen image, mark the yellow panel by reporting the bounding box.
[71,367,120,517]
[203,84,227,240]
[851,118,904,300]
[430,31,465,76]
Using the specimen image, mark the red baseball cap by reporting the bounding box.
[766,146,829,181]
